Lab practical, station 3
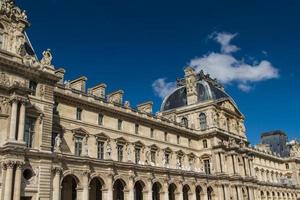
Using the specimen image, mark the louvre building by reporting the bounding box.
[0,1,299,200]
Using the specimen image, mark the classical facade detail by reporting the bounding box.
[0,1,299,200]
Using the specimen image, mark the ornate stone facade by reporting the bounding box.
[0,1,299,200]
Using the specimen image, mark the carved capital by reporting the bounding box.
[52,167,63,175]
[5,160,16,169]
[15,161,25,169]
[81,170,90,177]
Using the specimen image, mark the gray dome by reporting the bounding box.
[161,80,230,111]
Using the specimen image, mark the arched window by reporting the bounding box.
[181,117,188,128]
[0,24,4,49]
[207,187,213,200]
[199,113,207,130]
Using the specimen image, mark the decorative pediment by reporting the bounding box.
[221,101,236,112]
[115,137,128,145]
[149,144,159,151]
[176,150,185,156]
[134,140,145,148]
[187,152,196,158]
[95,132,109,141]
[71,127,89,137]
[200,153,211,159]
[164,147,172,153]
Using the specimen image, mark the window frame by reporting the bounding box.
[199,113,207,130]
[76,108,82,121]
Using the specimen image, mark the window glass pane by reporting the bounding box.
[151,151,156,163]
[97,141,104,159]
[76,108,82,120]
[135,148,140,164]
[117,145,123,161]
[24,117,35,148]
[98,114,103,125]
[75,137,83,156]
[199,113,207,130]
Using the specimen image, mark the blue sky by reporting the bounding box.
[18,0,300,144]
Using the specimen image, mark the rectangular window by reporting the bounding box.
[24,117,35,148]
[76,108,82,121]
[98,114,103,126]
[135,148,141,164]
[177,135,180,144]
[204,159,211,174]
[97,141,105,159]
[188,139,192,147]
[117,145,123,162]
[151,151,156,163]
[29,81,37,96]
[165,153,170,164]
[178,156,182,168]
[118,119,122,130]
[150,128,154,138]
[75,137,83,156]
[135,124,139,134]
[0,32,3,48]
[164,132,168,141]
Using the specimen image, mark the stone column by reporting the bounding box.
[234,155,240,175]
[248,187,254,200]
[104,170,113,200]
[9,100,18,140]
[17,102,26,142]
[52,167,62,200]
[220,152,227,173]
[3,161,15,200]
[1,163,7,200]
[176,183,183,200]
[215,153,221,173]
[13,162,24,200]
[190,184,196,200]
[147,178,153,200]
[82,171,90,200]
[162,180,169,200]
[127,173,134,200]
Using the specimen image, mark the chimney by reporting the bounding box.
[137,101,153,114]
[184,67,198,105]
[107,90,124,105]
[69,76,87,92]
[55,68,66,84]
[88,83,107,98]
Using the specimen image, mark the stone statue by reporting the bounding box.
[127,145,132,162]
[176,158,180,169]
[40,49,52,66]
[0,96,9,115]
[124,101,130,108]
[82,137,88,156]
[54,134,62,152]
[106,142,112,159]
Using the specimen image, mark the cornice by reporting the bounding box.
[0,52,60,84]
[54,87,199,138]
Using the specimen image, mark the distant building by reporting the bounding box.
[260,130,290,157]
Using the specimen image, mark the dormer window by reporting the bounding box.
[0,24,4,49]
[29,81,37,96]
[181,117,188,128]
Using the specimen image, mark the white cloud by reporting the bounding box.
[211,32,240,54]
[152,78,176,99]
[152,32,279,98]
